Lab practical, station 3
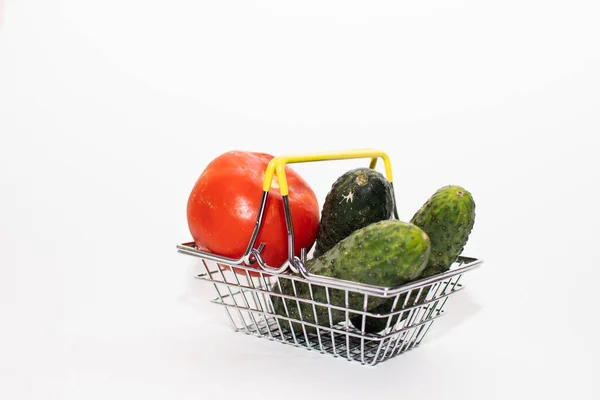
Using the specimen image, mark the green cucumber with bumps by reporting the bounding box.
[271,219,431,333]
[312,167,395,258]
[351,185,476,334]
[410,185,476,277]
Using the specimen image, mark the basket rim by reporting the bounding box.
[177,241,483,297]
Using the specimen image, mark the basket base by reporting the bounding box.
[221,304,443,366]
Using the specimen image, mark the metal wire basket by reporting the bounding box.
[177,149,483,366]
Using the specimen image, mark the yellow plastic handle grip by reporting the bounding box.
[262,148,394,195]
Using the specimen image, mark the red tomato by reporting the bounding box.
[186,151,320,276]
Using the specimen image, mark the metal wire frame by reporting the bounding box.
[179,243,482,366]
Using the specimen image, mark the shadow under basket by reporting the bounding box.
[178,242,483,366]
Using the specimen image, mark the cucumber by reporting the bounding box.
[271,219,430,333]
[410,185,476,277]
[350,185,476,334]
[312,167,395,258]
[349,288,427,334]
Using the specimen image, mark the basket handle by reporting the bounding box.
[250,148,397,275]
[262,148,394,195]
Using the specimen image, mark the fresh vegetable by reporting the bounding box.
[186,150,320,274]
[410,185,476,277]
[350,185,476,333]
[312,167,395,258]
[271,219,431,333]
[350,288,428,334]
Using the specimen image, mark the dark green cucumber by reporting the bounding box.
[350,287,429,334]
[271,219,430,333]
[312,167,395,258]
[410,185,476,277]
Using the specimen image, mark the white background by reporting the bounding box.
[1,1,599,399]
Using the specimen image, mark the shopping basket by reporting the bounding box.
[177,149,483,366]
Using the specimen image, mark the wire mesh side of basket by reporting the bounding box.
[192,256,479,366]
